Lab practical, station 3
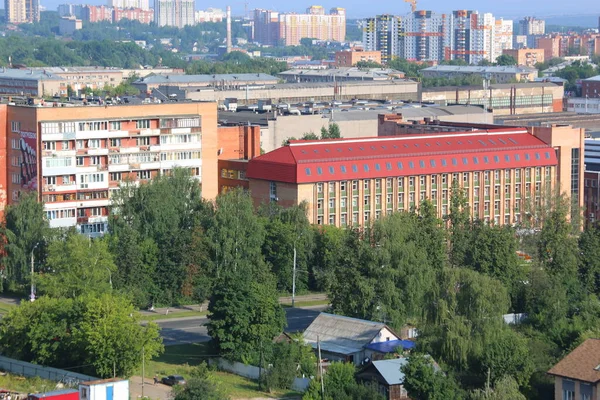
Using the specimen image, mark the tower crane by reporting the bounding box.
[404,0,417,12]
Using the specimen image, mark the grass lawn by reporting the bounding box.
[281,300,330,308]
[0,373,65,394]
[0,302,17,315]
[141,344,301,399]
[141,310,207,322]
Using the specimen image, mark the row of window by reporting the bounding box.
[305,152,552,177]
[220,169,247,180]
[316,168,551,194]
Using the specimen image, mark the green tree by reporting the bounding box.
[320,123,341,139]
[495,55,517,66]
[301,132,319,140]
[447,181,471,267]
[0,192,49,288]
[76,293,163,378]
[478,328,533,387]
[578,223,600,294]
[262,338,316,391]
[401,353,464,400]
[470,376,526,400]
[208,277,285,362]
[303,362,384,400]
[39,232,116,299]
[173,369,229,400]
[312,225,349,291]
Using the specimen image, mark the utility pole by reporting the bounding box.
[141,345,145,398]
[30,242,40,302]
[318,335,324,400]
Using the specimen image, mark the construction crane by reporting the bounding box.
[404,0,417,12]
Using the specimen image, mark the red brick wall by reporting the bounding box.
[217,125,261,160]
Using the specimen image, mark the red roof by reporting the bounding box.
[247,129,557,184]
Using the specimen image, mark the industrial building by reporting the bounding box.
[0,102,219,234]
[420,65,538,83]
[334,50,382,67]
[278,68,405,83]
[421,82,564,115]
[132,73,279,93]
[246,118,583,227]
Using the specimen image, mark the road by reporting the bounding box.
[157,307,324,346]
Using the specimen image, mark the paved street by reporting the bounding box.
[156,307,324,346]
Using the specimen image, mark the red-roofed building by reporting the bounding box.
[247,118,584,227]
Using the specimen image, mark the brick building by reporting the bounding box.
[0,102,218,235]
[246,118,583,227]
[217,125,261,193]
[82,5,113,23]
[582,75,600,99]
[502,48,545,67]
[334,50,382,67]
[113,7,154,24]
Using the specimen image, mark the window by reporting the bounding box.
[431,175,437,185]
[352,180,358,191]
[463,173,468,183]
[317,216,323,225]
[317,183,323,193]
[110,121,122,130]
[494,185,500,196]
[375,179,381,190]
[269,182,277,200]
[398,193,404,207]
[340,181,347,192]
[110,172,122,181]
[474,187,480,197]
[494,170,500,180]
[409,192,414,202]
[61,141,70,150]
[341,213,347,226]
[62,175,71,184]
[484,202,489,212]
[484,171,490,181]
[562,379,574,400]
[89,156,101,166]
[352,197,358,207]
[409,177,415,187]
[364,211,371,222]
[44,141,56,150]
[516,169,521,179]
[398,178,404,188]
[525,168,530,178]
[505,199,510,209]
[420,191,426,201]
[420,176,425,186]
[137,137,150,146]
[485,186,490,196]
[364,181,370,191]
[364,195,370,206]
[431,190,437,200]
[375,195,381,205]
[329,182,335,194]
[88,139,100,148]
[442,174,447,184]
[341,197,347,208]
[352,213,358,224]
[136,119,151,129]
[505,185,510,194]
[386,178,392,189]
[505,169,510,179]
[11,121,20,132]
[138,170,151,180]
[76,157,84,166]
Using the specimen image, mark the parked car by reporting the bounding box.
[162,375,186,386]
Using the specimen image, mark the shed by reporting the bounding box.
[356,358,409,400]
[79,378,129,400]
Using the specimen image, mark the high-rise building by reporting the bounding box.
[402,10,448,62]
[195,8,226,23]
[113,7,153,24]
[362,15,402,64]
[5,0,39,24]
[108,0,149,11]
[493,19,514,61]
[252,9,280,45]
[518,17,545,48]
[445,10,495,65]
[82,5,113,23]
[154,0,194,28]
[253,6,345,46]
[277,6,346,46]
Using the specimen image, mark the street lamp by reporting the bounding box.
[30,242,40,302]
[292,231,304,308]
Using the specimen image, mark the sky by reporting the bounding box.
[33,0,600,22]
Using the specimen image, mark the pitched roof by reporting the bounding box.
[548,338,600,383]
[365,339,416,353]
[371,358,409,385]
[303,313,399,356]
[247,129,557,184]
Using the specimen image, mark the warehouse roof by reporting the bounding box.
[137,73,278,84]
[279,67,405,80]
[247,128,558,184]
[0,68,64,81]
[422,65,537,74]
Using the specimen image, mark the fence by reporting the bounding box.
[210,358,310,392]
[0,355,97,386]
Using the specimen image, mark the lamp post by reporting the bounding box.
[292,231,304,308]
[30,242,40,302]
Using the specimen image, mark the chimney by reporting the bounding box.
[226,6,232,54]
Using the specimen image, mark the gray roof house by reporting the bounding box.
[356,358,410,400]
[302,313,401,365]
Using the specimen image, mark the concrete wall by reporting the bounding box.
[0,355,96,384]
[210,358,310,392]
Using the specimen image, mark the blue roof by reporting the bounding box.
[372,358,408,385]
[365,339,416,353]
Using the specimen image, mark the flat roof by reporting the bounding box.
[138,73,278,84]
[422,65,537,74]
[247,128,557,184]
[0,68,64,81]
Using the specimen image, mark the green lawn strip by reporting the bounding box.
[280,299,330,308]
[141,344,302,399]
[0,302,17,315]
[140,310,208,322]
[0,373,65,394]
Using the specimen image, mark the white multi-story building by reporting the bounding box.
[362,14,402,64]
[401,11,447,62]
[194,7,225,23]
[493,18,514,61]
[155,0,194,28]
[446,10,495,65]
[108,0,149,10]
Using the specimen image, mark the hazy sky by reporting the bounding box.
[215,0,600,19]
[34,0,600,21]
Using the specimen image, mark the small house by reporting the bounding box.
[356,358,410,400]
[547,338,600,400]
[302,313,401,365]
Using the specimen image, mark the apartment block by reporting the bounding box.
[1,103,218,236]
[195,8,225,23]
[113,7,153,24]
[362,15,402,64]
[154,0,194,28]
[5,0,39,23]
[252,9,280,46]
[59,16,83,35]
[502,48,545,67]
[493,19,513,62]
[108,0,149,11]
[82,5,113,23]
[402,10,448,62]
[217,125,261,194]
[278,6,346,46]
[246,119,583,227]
[518,17,545,48]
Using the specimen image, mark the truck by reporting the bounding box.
[27,389,79,400]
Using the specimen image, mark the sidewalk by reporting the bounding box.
[130,376,171,400]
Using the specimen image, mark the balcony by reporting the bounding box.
[88,148,109,156]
